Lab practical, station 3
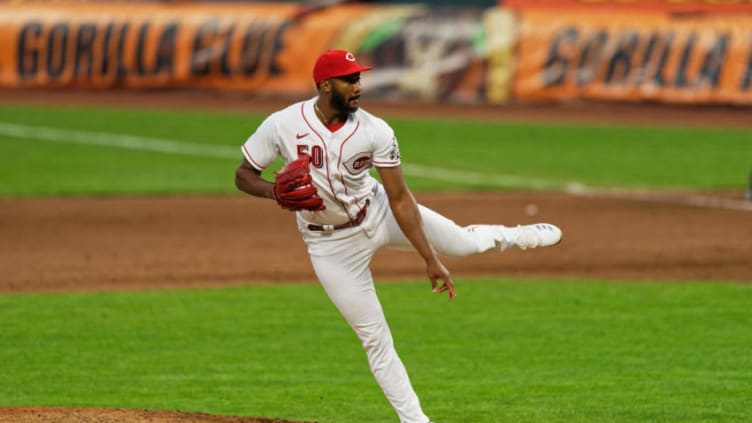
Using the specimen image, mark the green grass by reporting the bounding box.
[0,106,256,196]
[2,103,750,422]
[2,279,751,422]
[1,105,750,196]
[391,118,752,191]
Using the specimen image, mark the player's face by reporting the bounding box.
[329,73,362,114]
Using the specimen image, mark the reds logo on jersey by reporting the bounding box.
[242,99,401,224]
[343,153,373,175]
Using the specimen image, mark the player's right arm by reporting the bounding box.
[235,113,281,199]
[235,158,275,199]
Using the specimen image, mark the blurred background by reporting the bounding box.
[2,0,751,107]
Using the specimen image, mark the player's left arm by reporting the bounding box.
[377,165,456,301]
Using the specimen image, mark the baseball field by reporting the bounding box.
[1,90,751,423]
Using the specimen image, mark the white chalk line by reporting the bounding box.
[0,121,239,159]
[566,186,752,212]
[1,121,749,212]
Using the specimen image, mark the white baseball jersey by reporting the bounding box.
[241,97,401,232]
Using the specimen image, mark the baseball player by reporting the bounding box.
[235,50,562,423]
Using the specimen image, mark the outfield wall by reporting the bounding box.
[0,1,750,106]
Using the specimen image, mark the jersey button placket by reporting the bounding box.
[327,137,349,215]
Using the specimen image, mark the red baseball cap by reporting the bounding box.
[313,50,373,84]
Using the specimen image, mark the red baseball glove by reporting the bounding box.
[272,154,325,211]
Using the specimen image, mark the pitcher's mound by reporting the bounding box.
[0,407,313,423]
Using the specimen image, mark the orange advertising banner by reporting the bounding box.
[502,0,752,13]
[0,3,375,93]
[514,10,752,104]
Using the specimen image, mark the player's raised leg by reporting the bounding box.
[381,202,562,256]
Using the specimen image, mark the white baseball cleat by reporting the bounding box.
[498,223,562,251]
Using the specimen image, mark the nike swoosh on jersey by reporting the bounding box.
[296,133,309,139]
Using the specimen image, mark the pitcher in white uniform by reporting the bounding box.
[235,50,562,423]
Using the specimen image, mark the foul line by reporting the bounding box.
[0,121,240,159]
[1,121,749,211]
[0,121,569,190]
[566,186,752,212]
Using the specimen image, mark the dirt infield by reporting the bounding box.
[2,90,751,422]
[0,407,315,423]
[2,191,751,295]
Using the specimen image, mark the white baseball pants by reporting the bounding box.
[303,186,500,423]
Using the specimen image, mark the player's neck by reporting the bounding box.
[314,101,347,126]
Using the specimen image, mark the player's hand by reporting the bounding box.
[427,258,455,301]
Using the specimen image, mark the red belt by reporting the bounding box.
[307,200,369,232]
